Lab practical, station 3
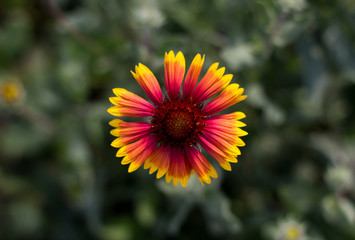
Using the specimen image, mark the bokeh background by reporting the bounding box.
[1,0,355,239]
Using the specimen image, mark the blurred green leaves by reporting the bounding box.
[0,0,355,239]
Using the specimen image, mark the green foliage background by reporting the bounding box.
[0,0,354,239]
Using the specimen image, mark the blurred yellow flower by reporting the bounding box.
[0,78,24,105]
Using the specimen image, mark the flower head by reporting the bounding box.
[268,217,308,240]
[277,0,307,12]
[0,77,24,105]
[325,165,354,192]
[131,1,165,29]
[108,51,247,186]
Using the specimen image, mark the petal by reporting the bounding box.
[131,63,163,105]
[236,128,248,137]
[202,112,248,160]
[206,112,247,134]
[198,136,233,171]
[116,135,158,173]
[192,63,232,104]
[206,127,246,147]
[201,130,241,156]
[182,53,205,100]
[209,111,246,121]
[185,147,217,185]
[109,120,154,147]
[203,83,247,115]
[164,51,186,99]
[143,145,170,179]
[204,124,246,138]
[164,147,193,187]
[107,88,155,117]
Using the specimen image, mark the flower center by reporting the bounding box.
[165,111,192,139]
[152,99,205,147]
[286,227,300,240]
[1,82,20,102]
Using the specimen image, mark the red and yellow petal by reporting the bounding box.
[203,83,247,115]
[107,88,155,117]
[203,131,241,156]
[207,112,247,133]
[116,135,158,173]
[143,145,171,179]
[109,120,154,147]
[192,63,232,104]
[144,146,193,187]
[165,147,193,187]
[199,111,247,170]
[198,136,233,171]
[164,51,186,99]
[185,147,217,185]
[209,111,246,121]
[183,53,205,100]
[131,63,163,105]
[206,113,248,140]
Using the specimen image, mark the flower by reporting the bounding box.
[0,77,24,105]
[325,165,354,193]
[108,51,247,186]
[268,216,309,240]
[131,1,165,29]
[277,0,307,12]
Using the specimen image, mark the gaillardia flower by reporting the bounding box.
[108,51,247,186]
